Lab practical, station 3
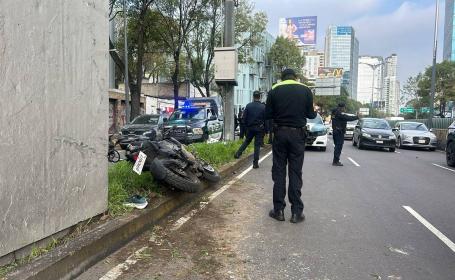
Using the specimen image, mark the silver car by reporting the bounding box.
[392,122,437,151]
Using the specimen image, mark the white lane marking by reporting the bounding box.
[99,247,148,280]
[172,150,273,231]
[395,151,401,154]
[403,206,455,253]
[432,163,455,173]
[347,157,360,167]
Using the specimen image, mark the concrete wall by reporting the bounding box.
[0,1,108,257]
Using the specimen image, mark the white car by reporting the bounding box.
[306,114,328,151]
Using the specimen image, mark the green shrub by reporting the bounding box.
[189,140,254,168]
[108,161,161,217]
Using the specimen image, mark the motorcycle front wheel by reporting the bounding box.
[201,163,221,183]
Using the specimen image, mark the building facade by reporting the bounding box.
[383,54,400,116]
[234,32,276,111]
[357,56,384,105]
[324,26,359,99]
[302,50,325,81]
[444,0,455,61]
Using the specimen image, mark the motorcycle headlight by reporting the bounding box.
[192,128,204,135]
[362,133,371,138]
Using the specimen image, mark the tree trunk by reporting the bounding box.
[131,12,146,119]
[172,52,180,110]
[204,83,210,97]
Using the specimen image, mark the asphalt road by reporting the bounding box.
[78,139,455,280]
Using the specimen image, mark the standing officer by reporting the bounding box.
[266,69,316,224]
[238,108,246,139]
[331,103,359,166]
[234,91,265,169]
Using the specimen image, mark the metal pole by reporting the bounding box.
[109,19,116,89]
[123,0,131,124]
[371,65,375,110]
[223,0,235,141]
[429,0,439,128]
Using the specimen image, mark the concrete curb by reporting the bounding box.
[7,146,272,280]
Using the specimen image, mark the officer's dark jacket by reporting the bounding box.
[331,108,358,132]
[265,80,316,128]
[243,101,265,128]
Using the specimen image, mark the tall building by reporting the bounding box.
[324,26,359,99]
[383,54,400,115]
[444,0,455,61]
[357,56,384,106]
[234,32,276,111]
[302,50,324,81]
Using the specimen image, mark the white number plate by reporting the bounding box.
[376,140,384,144]
[418,140,426,144]
[346,131,353,135]
[133,151,147,175]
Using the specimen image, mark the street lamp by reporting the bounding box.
[123,0,131,124]
[359,61,383,112]
[429,0,440,128]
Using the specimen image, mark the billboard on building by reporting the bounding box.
[318,67,344,78]
[279,16,317,45]
[314,77,342,96]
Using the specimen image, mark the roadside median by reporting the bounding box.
[5,141,270,280]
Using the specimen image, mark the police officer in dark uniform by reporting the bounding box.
[266,69,316,224]
[234,91,265,169]
[331,103,359,166]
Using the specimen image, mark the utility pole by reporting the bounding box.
[429,0,440,128]
[123,0,131,124]
[223,0,236,141]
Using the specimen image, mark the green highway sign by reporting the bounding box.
[421,107,430,113]
[400,107,415,113]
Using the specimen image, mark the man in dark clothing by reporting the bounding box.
[238,108,246,139]
[234,91,265,168]
[331,103,359,166]
[265,69,316,224]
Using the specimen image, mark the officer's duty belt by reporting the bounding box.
[275,126,304,131]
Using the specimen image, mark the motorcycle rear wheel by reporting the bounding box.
[150,158,202,193]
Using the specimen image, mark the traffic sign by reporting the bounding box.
[400,107,415,113]
[420,107,430,113]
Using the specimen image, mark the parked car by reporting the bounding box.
[119,114,164,149]
[352,118,397,152]
[306,113,328,151]
[447,121,455,167]
[344,119,357,140]
[163,98,223,144]
[392,122,437,151]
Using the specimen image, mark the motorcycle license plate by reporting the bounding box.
[376,140,384,144]
[418,140,426,144]
[133,151,147,175]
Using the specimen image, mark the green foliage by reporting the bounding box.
[314,87,363,118]
[269,37,305,79]
[108,161,161,217]
[235,0,268,63]
[189,140,254,168]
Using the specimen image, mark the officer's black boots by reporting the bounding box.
[234,153,241,159]
[269,209,285,221]
[332,161,344,166]
[290,213,305,224]
[253,162,259,169]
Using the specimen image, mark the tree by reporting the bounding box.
[110,0,158,119]
[234,0,268,63]
[153,0,206,109]
[184,0,223,97]
[269,37,305,79]
[417,61,455,116]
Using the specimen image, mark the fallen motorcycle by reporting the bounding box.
[128,129,220,193]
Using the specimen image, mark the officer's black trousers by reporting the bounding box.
[236,127,264,164]
[272,128,306,215]
[332,129,345,163]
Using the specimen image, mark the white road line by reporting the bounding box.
[403,206,455,253]
[347,157,360,167]
[395,151,401,154]
[172,150,273,231]
[432,163,455,173]
[99,247,148,280]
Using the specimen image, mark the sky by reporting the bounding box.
[254,0,447,83]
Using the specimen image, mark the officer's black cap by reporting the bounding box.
[253,91,261,98]
[281,68,297,80]
[338,102,346,108]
